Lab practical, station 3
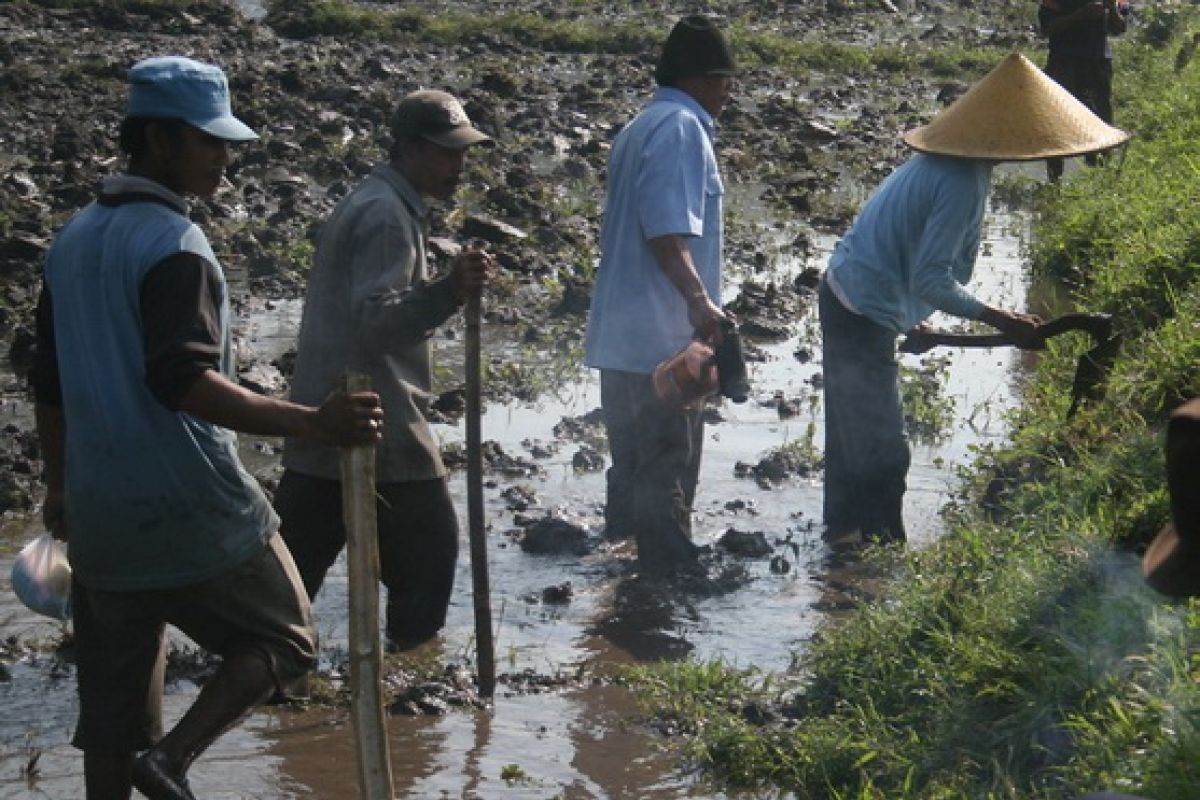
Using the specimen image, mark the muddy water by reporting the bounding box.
[1,192,1031,798]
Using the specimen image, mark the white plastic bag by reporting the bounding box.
[10,533,72,621]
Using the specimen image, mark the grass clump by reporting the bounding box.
[626,11,1200,799]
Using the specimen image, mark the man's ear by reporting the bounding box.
[143,120,177,162]
[143,120,169,159]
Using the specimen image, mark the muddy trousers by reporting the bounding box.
[818,278,910,542]
[600,369,704,571]
[274,471,459,645]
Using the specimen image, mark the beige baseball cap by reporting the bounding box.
[391,89,493,149]
[903,53,1129,161]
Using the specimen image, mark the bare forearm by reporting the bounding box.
[177,369,383,447]
[359,277,459,348]
[979,305,1042,347]
[34,403,65,494]
[648,235,707,300]
[35,402,68,539]
[648,234,726,337]
[177,369,320,439]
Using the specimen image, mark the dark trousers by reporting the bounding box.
[819,278,909,541]
[1045,54,1115,178]
[274,471,459,643]
[600,369,703,571]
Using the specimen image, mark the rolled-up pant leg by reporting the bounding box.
[819,278,910,541]
[601,369,703,571]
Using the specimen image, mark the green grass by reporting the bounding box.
[263,0,1013,79]
[624,11,1200,799]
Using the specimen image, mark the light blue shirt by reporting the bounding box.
[825,153,992,334]
[584,87,724,374]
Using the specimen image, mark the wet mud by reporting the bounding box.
[0,1,1047,797]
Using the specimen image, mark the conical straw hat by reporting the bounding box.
[903,52,1130,161]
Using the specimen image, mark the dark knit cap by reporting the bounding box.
[654,15,736,86]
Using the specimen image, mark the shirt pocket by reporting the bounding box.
[705,165,724,199]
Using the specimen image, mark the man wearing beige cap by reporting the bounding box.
[819,53,1129,546]
[276,89,496,650]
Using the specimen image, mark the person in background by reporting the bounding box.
[274,89,495,651]
[819,53,1129,547]
[32,56,383,800]
[1142,397,1200,598]
[1039,0,1130,181]
[583,15,735,578]
[1073,404,1197,800]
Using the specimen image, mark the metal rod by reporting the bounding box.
[465,292,496,699]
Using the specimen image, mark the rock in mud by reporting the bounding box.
[571,443,605,472]
[716,528,774,558]
[501,484,539,511]
[541,582,573,604]
[482,441,544,477]
[462,213,528,244]
[518,515,592,556]
[521,438,559,459]
[442,440,544,477]
[734,445,818,489]
[0,467,33,513]
[553,408,605,444]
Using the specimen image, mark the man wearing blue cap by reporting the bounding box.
[32,56,384,800]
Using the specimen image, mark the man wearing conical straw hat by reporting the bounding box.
[818,52,1129,546]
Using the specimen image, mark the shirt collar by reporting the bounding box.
[651,86,717,137]
[373,163,429,220]
[98,175,189,214]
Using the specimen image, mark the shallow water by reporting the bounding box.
[1,193,1032,798]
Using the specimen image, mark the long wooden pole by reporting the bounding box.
[339,371,395,799]
[465,292,496,698]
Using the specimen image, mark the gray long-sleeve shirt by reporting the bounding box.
[283,164,460,482]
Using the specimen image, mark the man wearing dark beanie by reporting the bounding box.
[584,15,735,577]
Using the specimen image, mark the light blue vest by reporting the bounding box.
[44,187,276,591]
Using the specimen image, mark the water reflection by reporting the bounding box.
[0,198,1033,798]
[587,575,699,662]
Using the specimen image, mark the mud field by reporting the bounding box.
[0,2,1052,797]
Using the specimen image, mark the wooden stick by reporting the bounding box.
[465,292,497,698]
[339,371,395,799]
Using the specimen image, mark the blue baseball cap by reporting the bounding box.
[127,56,257,142]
